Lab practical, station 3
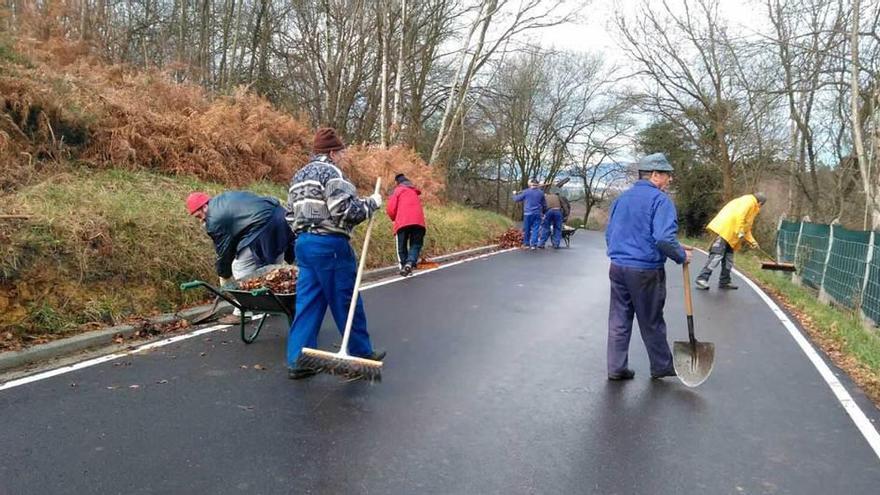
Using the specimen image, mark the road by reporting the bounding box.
[1,230,879,494]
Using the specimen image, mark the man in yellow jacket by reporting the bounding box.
[695,192,766,290]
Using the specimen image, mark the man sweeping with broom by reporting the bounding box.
[694,192,766,290]
[285,128,386,380]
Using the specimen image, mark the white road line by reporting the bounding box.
[720,252,880,460]
[0,248,516,391]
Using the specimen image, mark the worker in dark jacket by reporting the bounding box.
[387,173,427,277]
[285,128,385,379]
[539,188,565,249]
[512,179,547,249]
[604,153,691,381]
[186,191,294,284]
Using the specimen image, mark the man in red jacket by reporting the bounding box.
[387,173,427,277]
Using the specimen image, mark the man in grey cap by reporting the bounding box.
[695,192,766,290]
[604,153,691,380]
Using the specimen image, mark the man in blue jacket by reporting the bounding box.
[513,179,547,249]
[604,153,691,381]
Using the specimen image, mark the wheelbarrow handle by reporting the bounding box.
[180,280,205,291]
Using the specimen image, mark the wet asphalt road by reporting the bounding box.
[1,231,879,494]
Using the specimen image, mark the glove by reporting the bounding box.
[749,240,759,250]
[219,276,232,287]
[369,192,383,208]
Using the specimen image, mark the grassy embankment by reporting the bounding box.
[0,168,512,348]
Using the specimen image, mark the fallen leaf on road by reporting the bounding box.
[128,384,140,389]
[106,386,117,390]
[253,364,267,371]
[237,405,255,411]
[69,382,78,388]
[199,352,207,357]
[156,379,169,384]
[240,365,249,369]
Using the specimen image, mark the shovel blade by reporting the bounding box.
[673,340,715,387]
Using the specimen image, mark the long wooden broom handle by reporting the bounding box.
[338,178,381,357]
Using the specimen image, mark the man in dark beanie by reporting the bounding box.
[284,127,385,379]
[387,173,427,276]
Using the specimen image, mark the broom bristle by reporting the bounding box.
[296,348,383,382]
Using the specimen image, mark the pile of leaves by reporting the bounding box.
[238,266,298,294]
[343,145,446,204]
[496,228,524,248]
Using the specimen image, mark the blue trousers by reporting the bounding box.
[522,214,542,247]
[286,233,373,367]
[607,263,674,376]
[539,209,563,248]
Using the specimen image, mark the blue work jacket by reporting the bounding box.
[513,188,547,216]
[605,180,686,269]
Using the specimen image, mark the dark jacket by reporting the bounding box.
[205,191,294,278]
[605,180,686,269]
[387,182,426,234]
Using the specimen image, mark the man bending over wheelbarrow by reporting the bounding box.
[185,190,295,323]
[284,127,386,380]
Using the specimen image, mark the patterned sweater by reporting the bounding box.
[286,154,378,237]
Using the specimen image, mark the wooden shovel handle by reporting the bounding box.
[682,262,694,317]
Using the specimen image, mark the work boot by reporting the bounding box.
[608,369,635,381]
[694,278,709,290]
[719,283,739,290]
[403,263,413,277]
[288,367,317,380]
[367,350,387,361]
[399,265,408,277]
[651,368,677,379]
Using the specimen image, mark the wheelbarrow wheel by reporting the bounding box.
[241,313,268,344]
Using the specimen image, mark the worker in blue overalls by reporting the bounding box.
[513,178,547,249]
[604,153,691,380]
[284,128,386,379]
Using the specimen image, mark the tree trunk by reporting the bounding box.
[390,0,407,144]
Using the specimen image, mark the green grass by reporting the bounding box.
[0,169,512,338]
[683,236,880,387]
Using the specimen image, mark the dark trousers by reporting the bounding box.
[607,263,674,376]
[396,225,426,268]
[698,236,735,285]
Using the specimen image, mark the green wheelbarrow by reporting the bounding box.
[180,280,295,344]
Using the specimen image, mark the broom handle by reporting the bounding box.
[682,262,696,345]
[338,178,381,357]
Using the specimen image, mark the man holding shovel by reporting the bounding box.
[604,153,691,381]
[285,128,386,379]
[695,192,766,290]
[512,179,547,249]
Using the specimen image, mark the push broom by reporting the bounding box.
[296,178,384,382]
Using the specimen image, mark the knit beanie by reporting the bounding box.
[313,127,345,154]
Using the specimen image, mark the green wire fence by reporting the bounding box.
[777,220,879,326]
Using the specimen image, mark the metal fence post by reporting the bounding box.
[792,219,805,286]
[818,223,835,305]
[860,230,876,327]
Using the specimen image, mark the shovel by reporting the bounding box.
[673,263,715,387]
